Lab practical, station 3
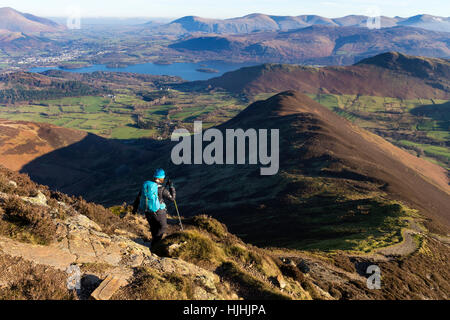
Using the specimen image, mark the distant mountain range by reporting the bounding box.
[0,7,65,33]
[1,7,449,67]
[1,8,448,36]
[159,13,450,34]
[170,25,450,65]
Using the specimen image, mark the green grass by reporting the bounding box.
[398,140,450,162]
[113,267,197,300]
[110,126,156,139]
[191,215,228,238]
[149,216,308,300]
[152,229,226,267]
[220,172,419,253]
[0,90,245,140]
[218,262,291,300]
[285,200,411,253]
[427,131,450,142]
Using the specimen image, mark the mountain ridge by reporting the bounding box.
[0,119,154,199]
[183,91,450,234]
[187,52,450,99]
[162,13,450,34]
[169,26,450,65]
[0,7,65,33]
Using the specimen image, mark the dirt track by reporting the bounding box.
[374,229,418,257]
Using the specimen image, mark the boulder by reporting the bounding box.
[22,190,47,207]
[66,214,102,232]
[8,180,17,188]
[276,274,287,289]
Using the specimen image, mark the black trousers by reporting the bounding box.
[145,209,168,244]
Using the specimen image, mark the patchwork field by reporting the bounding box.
[0,90,245,140]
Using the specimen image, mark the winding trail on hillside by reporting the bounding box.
[373,229,419,257]
[365,218,435,258]
[271,218,429,279]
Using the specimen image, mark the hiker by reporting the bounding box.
[132,168,176,245]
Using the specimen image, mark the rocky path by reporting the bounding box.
[0,211,225,300]
[0,235,76,270]
[0,213,152,271]
[373,229,419,257]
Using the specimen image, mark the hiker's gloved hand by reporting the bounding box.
[166,179,176,201]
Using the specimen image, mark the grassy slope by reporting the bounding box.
[253,92,450,170]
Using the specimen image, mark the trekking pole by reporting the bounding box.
[173,199,184,231]
[166,178,184,231]
[166,179,184,231]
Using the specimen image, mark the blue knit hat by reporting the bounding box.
[154,168,165,179]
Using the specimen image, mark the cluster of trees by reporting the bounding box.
[0,81,106,104]
[137,90,173,103]
[134,115,179,138]
[135,115,157,129]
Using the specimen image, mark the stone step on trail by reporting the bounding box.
[90,268,132,300]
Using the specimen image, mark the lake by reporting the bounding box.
[30,61,260,81]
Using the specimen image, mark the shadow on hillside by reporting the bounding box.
[20,133,165,204]
[410,101,450,122]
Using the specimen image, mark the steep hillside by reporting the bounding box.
[188,52,450,99]
[169,14,281,33]
[0,119,153,200]
[0,29,25,42]
[0,7,65,33]
[0,30,56,51]
[14,91,450,250]
[0,119,87,171]
[166,92,449,241]
[169,26,450,65]
[0,166,448,300]
[356,51,450,81]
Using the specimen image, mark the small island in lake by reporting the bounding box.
[196,68,219,73]
[58,62,92,70]
[154,60,173,65]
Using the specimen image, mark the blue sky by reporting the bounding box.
[2,0,449,19]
